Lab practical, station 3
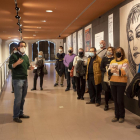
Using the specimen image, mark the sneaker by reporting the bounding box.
[54,83,58,87]
[77,97,81,100]
[86,101,95,104]
[19,114,30,119]
[13,118,22,123]
[31,88,36,91]
[95,103,100,107]
[104,105,109,111]
[112,117,118,122]
[60,84,63,87]
[65,88,70,91]
[119,118,124,123]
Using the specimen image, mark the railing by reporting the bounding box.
[0,57,10,95]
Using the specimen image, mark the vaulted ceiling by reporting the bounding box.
[0,0,125,40]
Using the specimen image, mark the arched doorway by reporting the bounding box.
[32,40,56,61]
[9,42,18,55]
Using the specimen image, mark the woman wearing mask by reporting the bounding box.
[101,47,114,111]
[108,47,129,123]
[31,51,45,91]
[73,48,88,100]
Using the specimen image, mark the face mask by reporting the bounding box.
[100,44,103,48]
[20,47,26,53]
[14,50,17,53]
[68,50,72,53]
[59,49,63,54]
[38,55,42,58]
[107,51,112,56]
[79,52,83,57]
[116,52,122,58]
[90,52,95,57]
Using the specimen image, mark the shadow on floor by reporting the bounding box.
[0,113,13,124]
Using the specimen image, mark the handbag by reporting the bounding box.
[103,72,110,85]
[43,65,48,75]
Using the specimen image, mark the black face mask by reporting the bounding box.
[116,52,122,58]
[68,50,72,53]
[79,52,83,57]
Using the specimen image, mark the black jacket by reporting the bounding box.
[55,53,65,77]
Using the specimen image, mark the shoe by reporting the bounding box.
[136,125,140,129]
[86,101,95,104]
[112,117,118,122]
[40,87,43,90]
[119,118,124,123]
[104,105,109,111]
[74,89,76,92]
[81,97,84,100]
[60,84,63,87]
[85,89,88,93]
[54,83,58,87]
[77,97,81,100]
[31,88,36,91]
[19,114,30,119]
[95,103,100,107]
[11,91,14,93]
[13,118,22,123]
[65,88,70,91]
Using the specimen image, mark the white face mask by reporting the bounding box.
[100,44,103,48]
[59,49,63,54]
[20,47,26,53]
[14,50,17,53]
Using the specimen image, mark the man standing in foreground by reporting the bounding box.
[9,41,34,123]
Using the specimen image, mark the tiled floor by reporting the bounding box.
[0,63,140,140]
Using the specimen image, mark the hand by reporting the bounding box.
[29,65,35,70]
[16,58,24,65]
[111,67,117,73]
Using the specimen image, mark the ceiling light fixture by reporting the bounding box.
[15,6,20,11]
[15,15,21,19]
[46,10,53,12]
[37,27,41,29]
[8,37,11,38]
[41,20,46,22]
[33,34,36,36]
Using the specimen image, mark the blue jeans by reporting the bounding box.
[13,80,28,118]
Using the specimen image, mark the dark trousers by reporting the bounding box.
[33,73,44,89]
[65,68,76,89]
[103,82,111,105]
[88,74,101,103]
[76,76,85,98]
[111,85,126,119]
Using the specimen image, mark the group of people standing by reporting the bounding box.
[8,40,140,129]
[54,40,130,124]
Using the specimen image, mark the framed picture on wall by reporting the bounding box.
[73,32,77,55]
[108,14,114,47]
[84,24,92,56]
[95,32,104,50]
[66,35,72,50]
[78,29,83,50]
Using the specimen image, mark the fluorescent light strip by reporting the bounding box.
[58,0,96,37]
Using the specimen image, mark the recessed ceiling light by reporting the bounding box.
[41,20,46,22]
[46,10,53,12]
[33,34,36,36]
[37,27,41,29]
[8,37,11,38]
